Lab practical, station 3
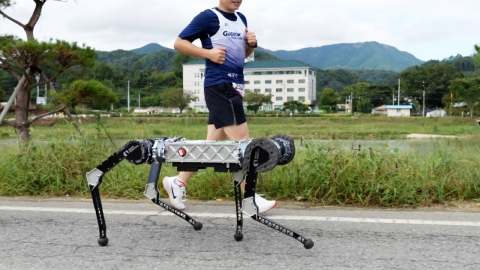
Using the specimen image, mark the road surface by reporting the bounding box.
[1,197,480,270]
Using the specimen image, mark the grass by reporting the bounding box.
[1,115,480,208]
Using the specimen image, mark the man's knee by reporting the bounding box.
[224,123,249,140]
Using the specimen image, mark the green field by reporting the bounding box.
[1,115,480,208]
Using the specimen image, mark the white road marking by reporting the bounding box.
[0,206,478,227]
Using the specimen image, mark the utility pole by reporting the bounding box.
[127,80,130,112]
[350,92,354,116]
[422,81,425,117]
[138,94,141,109]
[398,79,401,105]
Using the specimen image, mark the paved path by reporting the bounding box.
[1,198,480,270]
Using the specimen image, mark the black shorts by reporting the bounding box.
[205,82,247,129]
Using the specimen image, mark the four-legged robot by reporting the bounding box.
[86,135,314,249]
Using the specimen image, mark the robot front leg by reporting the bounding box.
[144,162,203,231]
[232,171,245,241]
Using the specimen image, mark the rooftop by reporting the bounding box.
[386,105,413,109]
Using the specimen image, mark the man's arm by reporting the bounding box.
[174,37,227,65]
[245,28,257,58]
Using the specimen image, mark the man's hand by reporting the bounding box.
[207,47,227,64]
[245,28,257,48]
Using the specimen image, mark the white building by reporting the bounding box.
[182,59,317,112]
[386,105,412,117]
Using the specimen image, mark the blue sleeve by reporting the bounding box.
[178,9,220,44]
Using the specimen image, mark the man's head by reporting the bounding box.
[218,0,242,13]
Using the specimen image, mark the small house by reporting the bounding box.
[386,105,412,117]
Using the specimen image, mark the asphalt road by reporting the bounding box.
[1,197,480,270]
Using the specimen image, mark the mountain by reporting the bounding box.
[107,41,423,72]
[257,41,423,72]
[130,43,174,54]
[96,49,176,72]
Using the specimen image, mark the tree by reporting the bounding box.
[0,0,96,141]
[342,82,370,113]
[160,88,196,113]
[449,77,480,117]
[0,36,96,141]
[319,87,339,107]
[475,45,480,66]
[56,80,118,110]
[0,0,42,40]
[401,63,463,108]
[282,100,309,114]
[243,90,272,114]
[356,98,373,114]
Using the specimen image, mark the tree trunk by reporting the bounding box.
[14,81,32,141]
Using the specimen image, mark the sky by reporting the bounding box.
[0,0,479,62]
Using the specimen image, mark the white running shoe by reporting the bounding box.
[255,194,277,214]
[163,176,186,210]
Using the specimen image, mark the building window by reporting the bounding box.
[287,80,294,84]
[254,80,261,84]
[287,88,294,92]
[276,97,283,101]
[266,71,273,75]
[276,88,283,93]
[265,80,272,84]
[265,88,272,93]
[254,89,261,93]
[254,71,262,75]
[299,88,306,92]
[287,96,294,101]
[245,81,250,84]
[298,79,305,83]
[298,96,305,101]
[276,80,283,84]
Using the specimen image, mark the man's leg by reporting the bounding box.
[164,123,276,213]
[223,123,277,213]
[163,125,227,210]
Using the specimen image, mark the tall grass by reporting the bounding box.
[257,138,480,207]
[1,135,480,208]
[2,115,480,207]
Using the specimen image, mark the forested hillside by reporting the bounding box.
[96,49,176,73]
[0,43,477,113]
[257,41,423,72]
